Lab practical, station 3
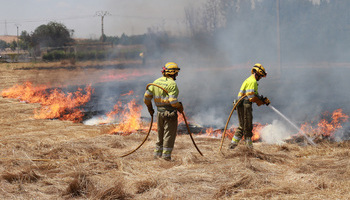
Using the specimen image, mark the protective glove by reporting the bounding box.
[263,97,270,106]
[256,95,265,106]
[147,106,154,116]
[258,95,264,101]
[233,99,238,110]
[233,99,238,106]
[177,102,184,113]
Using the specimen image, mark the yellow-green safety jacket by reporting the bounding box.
[144,76,182,110]
[238,74,264,106]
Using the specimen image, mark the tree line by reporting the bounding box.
[2,0,349,63]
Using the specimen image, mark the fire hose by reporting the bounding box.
[219,95,247,153]
[120,83,170,157]
[120,83,203,157]
[120,115,153,157]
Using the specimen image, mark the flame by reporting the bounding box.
[300,109,349,137]
[198,123,265,142]
[178,111,185,124]
[108,99,143,135]
[121,90,134,96]
[252,123,265,141]
[1,82,93,122]
[106,101,122,120]
[100,70,152,82]
[106,101,183,135]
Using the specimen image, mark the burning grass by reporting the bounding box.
[1,82,93,122]
[1,63,350,199]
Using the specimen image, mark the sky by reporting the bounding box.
[0,0,206,39]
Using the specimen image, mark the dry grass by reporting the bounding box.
[0,35,17,43]
[1,62,350,199]
[2,169,41,183]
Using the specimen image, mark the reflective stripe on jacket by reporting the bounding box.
[143,76,181,109]
[237,74,263,105]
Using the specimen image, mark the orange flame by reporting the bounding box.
[121,90,134,96]
[252,123,265,141]
[100,70,152,82]
[300,109,349,137]
[199,123,266,142]
[1,82,93,122]
[108,99,143,135]
[178,111,185,125]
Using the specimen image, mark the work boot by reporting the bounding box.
[245,137,253,148]
[154,146,162,159]
[162,156,171,161]
[228,142,238,150]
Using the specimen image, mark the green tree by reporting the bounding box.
[19,30,33,50]
[31,21,74,48]
[0,40,8,50]
[9,40,17,51]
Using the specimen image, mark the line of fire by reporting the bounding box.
[2,68,349,146]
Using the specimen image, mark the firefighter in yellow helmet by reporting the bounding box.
[143,62,184,161]
[229,63,270,149]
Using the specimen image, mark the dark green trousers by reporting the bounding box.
[154,110,178,159]
[234,99,253,139]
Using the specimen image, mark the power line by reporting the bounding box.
[0,15,95,25]
[0,13,181,26]
[110,14,180,21]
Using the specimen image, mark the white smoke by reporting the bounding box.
[191,107,226,128]
[260,120,294,144]
[309,0,330,6]
[334,123,350,142]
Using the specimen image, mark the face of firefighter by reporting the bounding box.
[172,72,178,80]
[254,73,262,81]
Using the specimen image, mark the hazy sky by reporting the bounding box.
[0,0,205,39]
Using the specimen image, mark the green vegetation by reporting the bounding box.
[42,47,142,62]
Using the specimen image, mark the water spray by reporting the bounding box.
[269,105,316,146]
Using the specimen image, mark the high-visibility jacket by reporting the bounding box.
[144,76,182,110]
[238,74,264,106]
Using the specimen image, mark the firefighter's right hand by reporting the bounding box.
[263,97,270,106]
[147,106,154,116]
[177,102,184,113]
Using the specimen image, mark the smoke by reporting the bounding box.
[334,122,350,141]
[172,0,350,129]
[260,120,294,144]
[80,0,350,132]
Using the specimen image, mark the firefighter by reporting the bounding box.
[229,63,270,149]
[143,62,183,161]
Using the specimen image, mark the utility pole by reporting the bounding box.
[276,0,281,78]
[4,20,8,35]
[95,11,110,42]
[15,24,21,55]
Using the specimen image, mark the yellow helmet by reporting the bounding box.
[251,63,267,77]
[162,62,180,76]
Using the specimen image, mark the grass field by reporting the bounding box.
[0,61,349,199]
